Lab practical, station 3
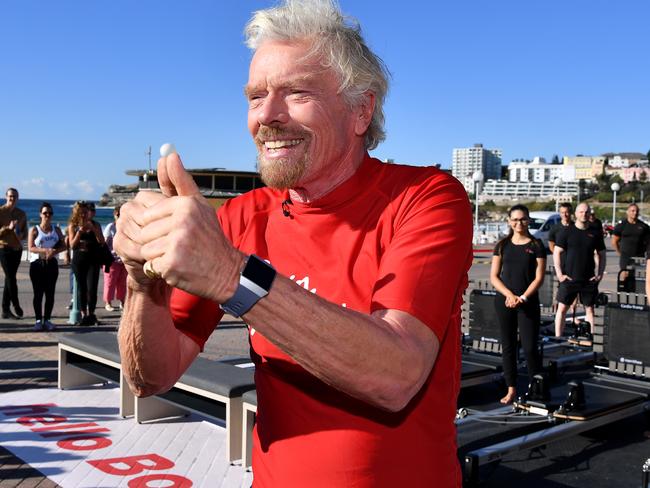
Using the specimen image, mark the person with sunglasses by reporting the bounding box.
[490,204,546,404]
[28,202,66,330]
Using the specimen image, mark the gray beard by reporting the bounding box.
[257,153,308,190]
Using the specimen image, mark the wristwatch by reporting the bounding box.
[220,255,276,317]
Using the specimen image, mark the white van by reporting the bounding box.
[529,211,561,249]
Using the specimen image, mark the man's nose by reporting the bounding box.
[256,93,289,126]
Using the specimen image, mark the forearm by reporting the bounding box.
[490,275,515,298]
[244,276,436,412]
[118,277,198,397]
[522,277,543,298]
[553,249,564,278]
[597,251,606,276]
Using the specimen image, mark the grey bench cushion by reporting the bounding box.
[59,332,121,364]
[242,389,257,406]
[179,356,255,398]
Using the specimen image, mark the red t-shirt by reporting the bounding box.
[171,154,473,487]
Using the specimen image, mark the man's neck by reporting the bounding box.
[576,220,588,230]
[627,217,637,224]
[289,146,366,204]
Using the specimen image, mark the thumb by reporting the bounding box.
[157,153,200,197]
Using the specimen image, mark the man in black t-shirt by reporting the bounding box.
[612,203,649,281]
[548,202,572,253]
[553,203,607,337]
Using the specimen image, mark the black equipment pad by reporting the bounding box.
[468,289,501,345]
[553,381,648,420]
[604,302,650,365]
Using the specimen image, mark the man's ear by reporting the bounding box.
[354,91,376,136]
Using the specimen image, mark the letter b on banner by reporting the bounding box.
[88,454,192,486]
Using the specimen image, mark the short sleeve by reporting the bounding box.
[370,172,473,341]
[555,227,569,250]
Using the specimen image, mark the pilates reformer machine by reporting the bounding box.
[458,291,650,486]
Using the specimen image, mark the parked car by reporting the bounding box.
[529,211,561,250]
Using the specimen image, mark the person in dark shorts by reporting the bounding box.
[548,202,572,253]
[612,203,649,282]
[490,204,546,404]
[553,202,606,337]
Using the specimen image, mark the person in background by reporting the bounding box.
[68,201,105,325]
[103,205,126,311]
[612,203,649,284]
[588,209,604,239]
[548,202,572,253]
[28,202,66,331]
[554,203,606,337]
[0,188,27,320]
[490,204,545,404]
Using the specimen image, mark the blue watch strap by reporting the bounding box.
[220,283,264,318]
[220,255,276,318]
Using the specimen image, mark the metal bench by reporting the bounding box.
[58,332,134,417]
[135,356,256,464]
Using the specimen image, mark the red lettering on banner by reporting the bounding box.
[58,435,112,451]
[88,454,175,476]
[33,422,100,432]
[17,414,66,426]
[128,474,193,488]
[0,404,56,416]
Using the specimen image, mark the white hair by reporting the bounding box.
[245,0,390,150]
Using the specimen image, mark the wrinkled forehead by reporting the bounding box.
[246,39,334,93]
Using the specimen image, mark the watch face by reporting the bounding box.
[244,255,276,290]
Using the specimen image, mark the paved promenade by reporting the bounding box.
[0,262,249,486]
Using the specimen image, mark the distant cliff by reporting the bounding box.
[98,183,139,207]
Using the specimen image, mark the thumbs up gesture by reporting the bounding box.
[114,151,244,303]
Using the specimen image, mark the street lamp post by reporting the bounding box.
[472,170,484,239]
[553,177,563,213]
[611,182,620,225]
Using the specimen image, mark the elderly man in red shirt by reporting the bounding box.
[115,1,472,486]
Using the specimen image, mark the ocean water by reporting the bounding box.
[13,199,115,230]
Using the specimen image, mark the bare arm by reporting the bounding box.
[646,260,650,299]
[244,278,438,412]
[553,245,571,281]
[489,255,518,307]
[594,249,606,280]
[118,278,201,395]
[67,224,82,249]
[611,234,621,255]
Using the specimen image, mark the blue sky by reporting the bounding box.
[1,0,648,199]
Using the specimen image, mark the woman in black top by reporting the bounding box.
[490,204,546,404]
[68,201,105,325]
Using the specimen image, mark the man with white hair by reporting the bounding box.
[115,1,472,486]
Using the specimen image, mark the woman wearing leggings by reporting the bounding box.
[490,204,546,404]
[28,202,66,331]
[68,201,104,325]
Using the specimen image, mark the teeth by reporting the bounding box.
[264,139,302,149]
